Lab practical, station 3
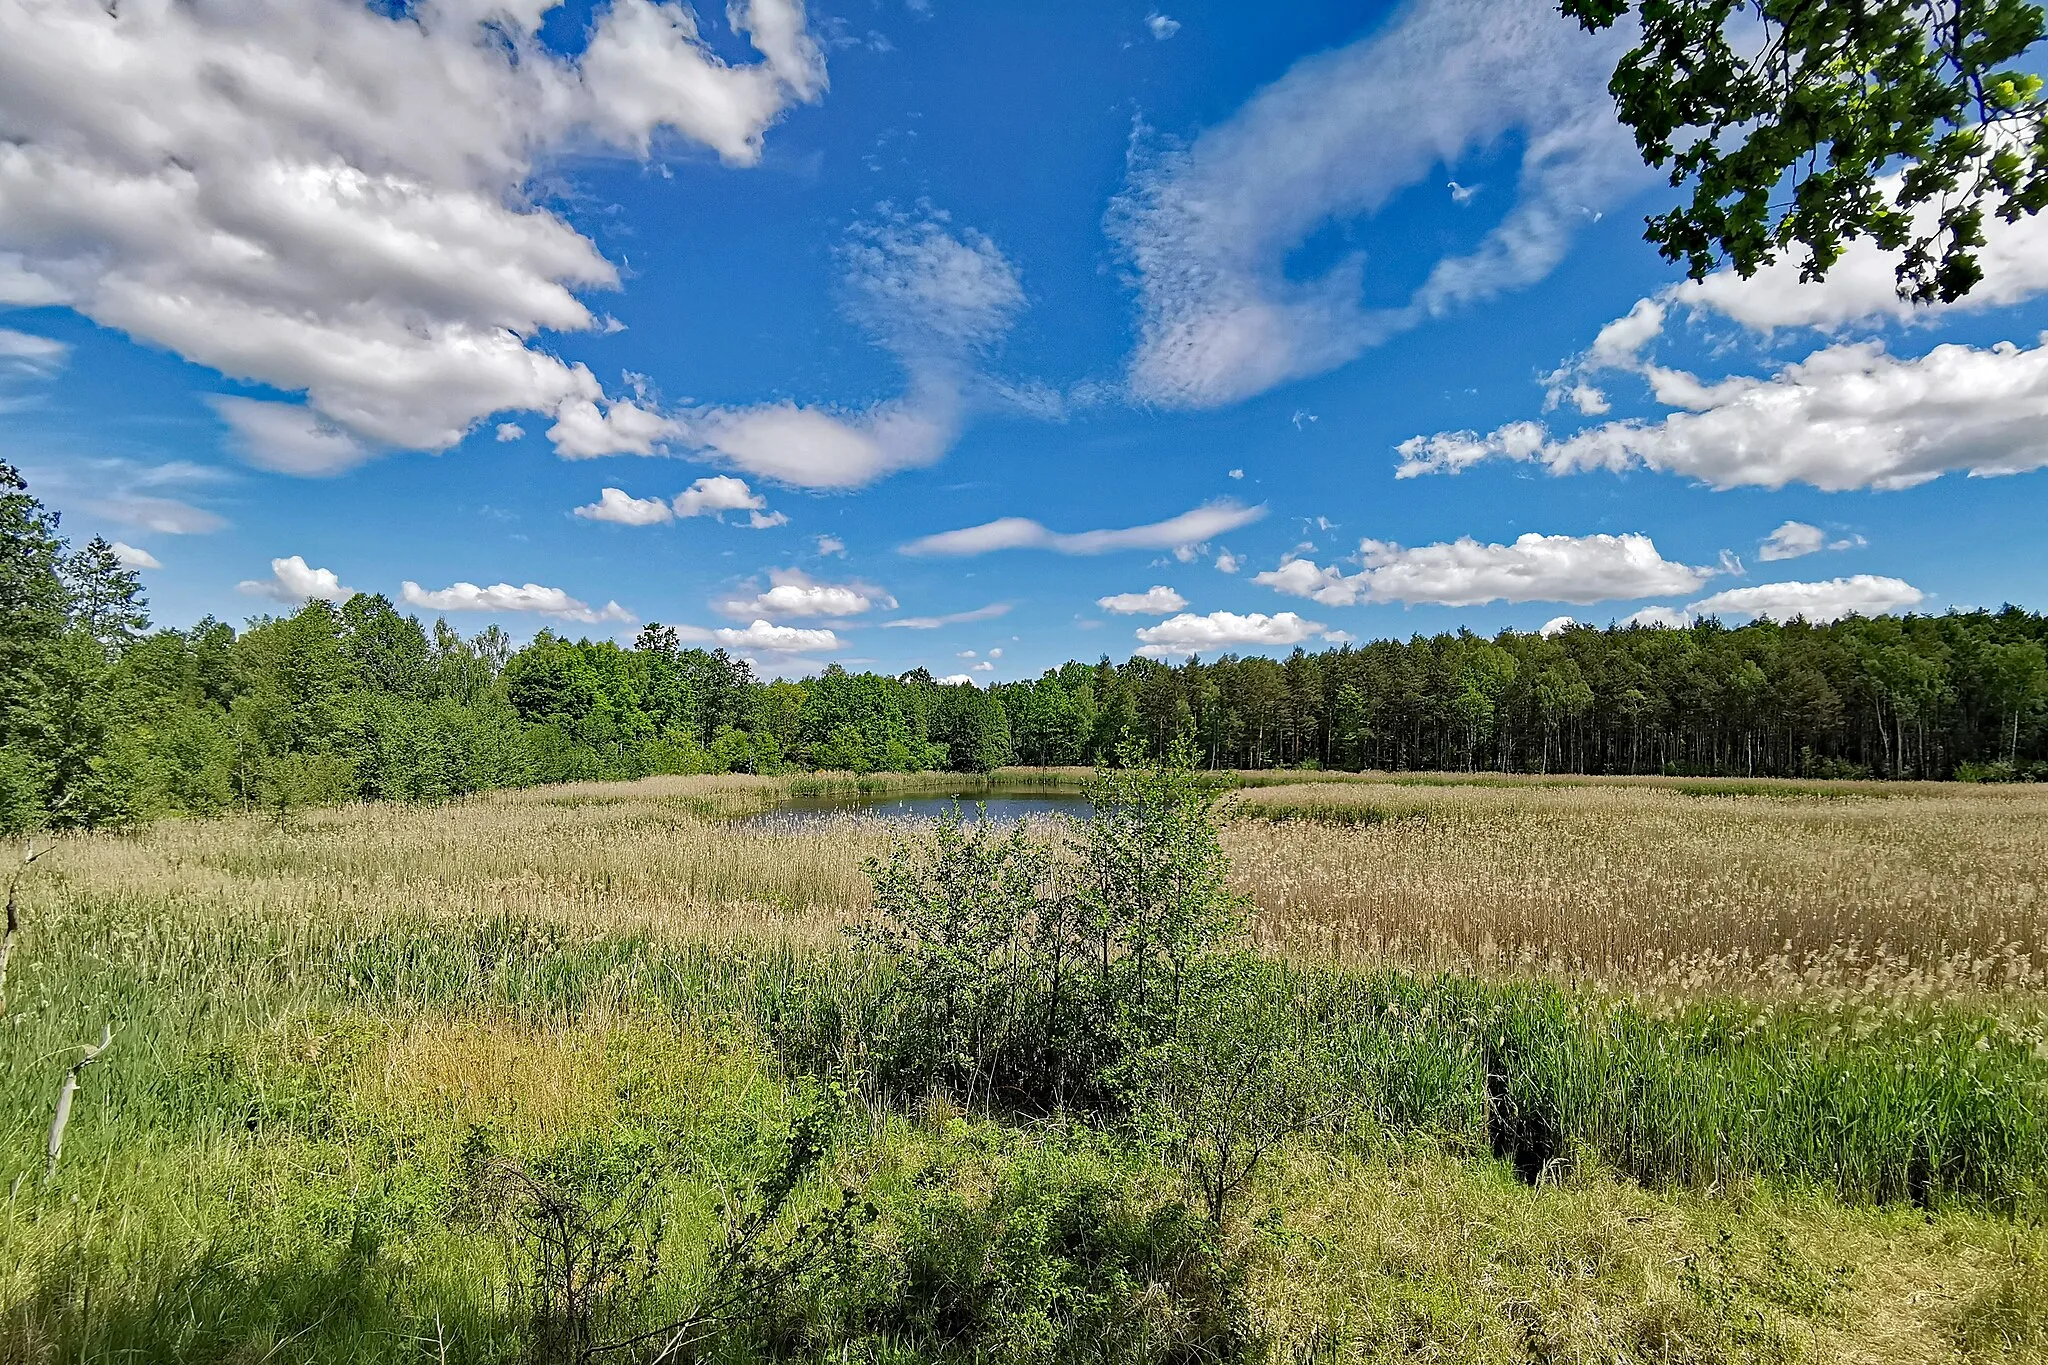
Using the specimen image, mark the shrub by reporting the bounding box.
[856,745,1248,1113]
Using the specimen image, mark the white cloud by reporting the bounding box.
[0,328,68,374]
[1622,605,1692,629]
[1685,575,1926,625]
[680,208,1023,487]
[1214,549,1241,574]
[1322,629,1357,644]
[239,554,353,604]
[1401,335,2048,491]
[1227,468,1244,479]
[24,456,231,535]
[1146,11,1181,39]
[1539,615,1577,636]
[495,423,525,442]
[574,488,674,526]
[109,541,160,570]
[0,0,826,470]
[401,580,633,625]
[902,499,1264,556]
[1672,175,2048,335]
[1108,0,1641,408]
[719,567,893,619]
[713,619,842,652]
[208,396,373,476]
[1255,532,1710,608]
[1135,610,1326,658]
[749,509,790,528]
[815,534,847,556]
[881,602,1012,629]
[971,660,994,672]
[683,388,959,488]
[1758,520,1865,562]
[674,475,770,518]
[935,673,977,686]
[1098,585,1189,615]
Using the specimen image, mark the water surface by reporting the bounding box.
[739,786,1091,829]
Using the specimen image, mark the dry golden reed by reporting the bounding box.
[32,771,2048,1001]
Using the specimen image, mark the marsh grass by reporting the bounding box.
[8,770,2048,1361]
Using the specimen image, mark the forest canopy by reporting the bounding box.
[3,464,2044,832]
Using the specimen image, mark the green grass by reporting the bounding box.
[6,879,2048,1361]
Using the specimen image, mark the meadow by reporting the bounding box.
[4,769,2047,1362]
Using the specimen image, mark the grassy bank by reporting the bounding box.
[5,772,2047,1361]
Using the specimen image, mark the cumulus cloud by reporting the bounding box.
[678,207,1024,487]
[902,499,1263,557]
[1758,520,1864,562]
[719,567,893,619]
[674,475,771,519]
[1134,610,1326,658]
[1400,334,2048,491]
[1671,172,2048,335]
[239,555,353,604]
[0,0,827,470]
[401,579,633,625]
[109,541,160,570]
[712,619,842,652]
[574,488,674,526]
[1255,532,1710,608]
[1108,0,1641,409]
[1539,615,1576,636]
[1621,605,1692,629]
[815,534,847,557]
[1098,586,1189,614]
[882,602,1012,629]
[935,673,978,686]
[1685,575,1926,625]
[1214,549,1241,574]
[495,423,525,443]
[1146,11,1181,39]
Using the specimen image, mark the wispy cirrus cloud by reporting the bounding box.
[676,205,1028,488]
[881,602,1012,629]
[1108,0,1641,410]
[902,499,1263,557]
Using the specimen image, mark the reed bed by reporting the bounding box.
[1223,780,2048,1000]
[29,772,2048,1002]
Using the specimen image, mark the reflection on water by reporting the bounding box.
[738,788,1092,829]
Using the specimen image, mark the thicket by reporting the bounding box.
[12,462,2048,838]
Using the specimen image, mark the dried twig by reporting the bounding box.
[47,1023,114,1180]
[0,838,54,1017]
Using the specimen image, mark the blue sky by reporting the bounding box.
[6,0,2047,683]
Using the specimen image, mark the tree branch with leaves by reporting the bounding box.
[1563,0,2047,302]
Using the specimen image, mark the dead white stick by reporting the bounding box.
[0,839,54,1017]
[47,1023,114,1180]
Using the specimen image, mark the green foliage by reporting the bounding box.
[1563,0,2048,303]
[818,1141,1257,1363]
[858,747,1248,1112]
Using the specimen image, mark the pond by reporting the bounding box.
[737,786,1093,829]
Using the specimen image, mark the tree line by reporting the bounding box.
[5,463,2044,831]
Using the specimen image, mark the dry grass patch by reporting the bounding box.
[1224,781,2048,1000]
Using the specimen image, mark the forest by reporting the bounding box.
[6,462,2046,832]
